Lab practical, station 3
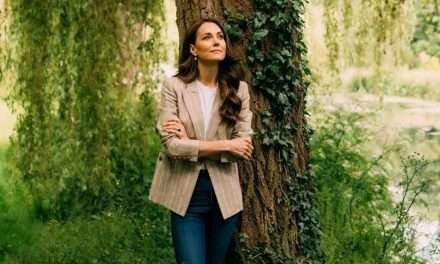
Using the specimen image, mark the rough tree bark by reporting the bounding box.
[175,1,312,263]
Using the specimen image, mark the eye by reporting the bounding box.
[218,34,224,39]
[202,35,211,40]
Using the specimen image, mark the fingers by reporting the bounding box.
[163,125,181,134]
[162,120,189,139]
[243,145,253,160]
[163,122,182,129]
[163,124,182,137]
[165,118,182,125]
[239,149,252,160]
[245,139,253,159]
[230,137,254,160]
[242,138,253,152]
[163,121,184,137]
[163,119,182,130]
[163,120,184,130]
[165,127,181,135]
[238,138,253,160]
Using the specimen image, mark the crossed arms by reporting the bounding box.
[156,78,254,162]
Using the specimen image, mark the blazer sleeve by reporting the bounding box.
[156,77,200,162]
[220,81,254,163]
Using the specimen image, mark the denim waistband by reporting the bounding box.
[198,169,209,176]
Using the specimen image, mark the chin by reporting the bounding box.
[205,55,226,62]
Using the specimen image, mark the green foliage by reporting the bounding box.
[0,145,41,262]
[225,0,321,262]
[246,1,322,262]
[6,0,164,220]
[0,5,7,85]
[239,233,300,264]
[316,0,416,92]
[323,0,341,75]
[311,111,427,264]
[411,0,440,58]
[1,0,175,262]
[1,131,173,262]
[4,211,173,264]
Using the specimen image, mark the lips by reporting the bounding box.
[211,50,223,53]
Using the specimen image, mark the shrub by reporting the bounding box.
[0,146,41,262]
[7,211,173,264]
[311,110,426,263]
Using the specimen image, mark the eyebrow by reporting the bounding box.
[201,31,224,36]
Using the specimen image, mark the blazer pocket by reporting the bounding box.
[156,151,175,174]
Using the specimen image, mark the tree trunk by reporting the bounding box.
[174,1,318,263]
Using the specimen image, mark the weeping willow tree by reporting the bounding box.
[4,0,164,220]
[335,0,415,68]
[308,0,417,94]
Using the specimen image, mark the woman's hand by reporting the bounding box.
[162,118,189,139]
[228,137,253,160]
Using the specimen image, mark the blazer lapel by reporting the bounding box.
[182,81,205,140]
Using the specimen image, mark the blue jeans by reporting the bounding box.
[171,169,241,264]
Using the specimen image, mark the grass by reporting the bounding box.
[0,141,175,263]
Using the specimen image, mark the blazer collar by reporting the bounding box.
[182,80,223,140]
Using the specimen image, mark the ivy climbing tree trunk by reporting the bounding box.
[175,1,321,263]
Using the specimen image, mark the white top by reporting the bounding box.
[196,80,216,138]
[196,80,217,170]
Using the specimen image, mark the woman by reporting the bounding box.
[148,17,254,264]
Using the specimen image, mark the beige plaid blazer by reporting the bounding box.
[148,76,253,220]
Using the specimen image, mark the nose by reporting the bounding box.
[213,36,222,45]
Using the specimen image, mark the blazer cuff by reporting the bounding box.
[167,138,200,162]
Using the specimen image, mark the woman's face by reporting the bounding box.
[190,22,226,63]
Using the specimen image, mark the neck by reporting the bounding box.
[197,61,219,88]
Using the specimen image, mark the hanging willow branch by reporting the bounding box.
[321,0,416,71]
[6,0,164,220]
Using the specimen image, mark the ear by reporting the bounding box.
[190,44,197,57]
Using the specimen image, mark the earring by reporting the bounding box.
[194,55,198,61]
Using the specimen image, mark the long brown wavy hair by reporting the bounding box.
[175,18,244,127]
